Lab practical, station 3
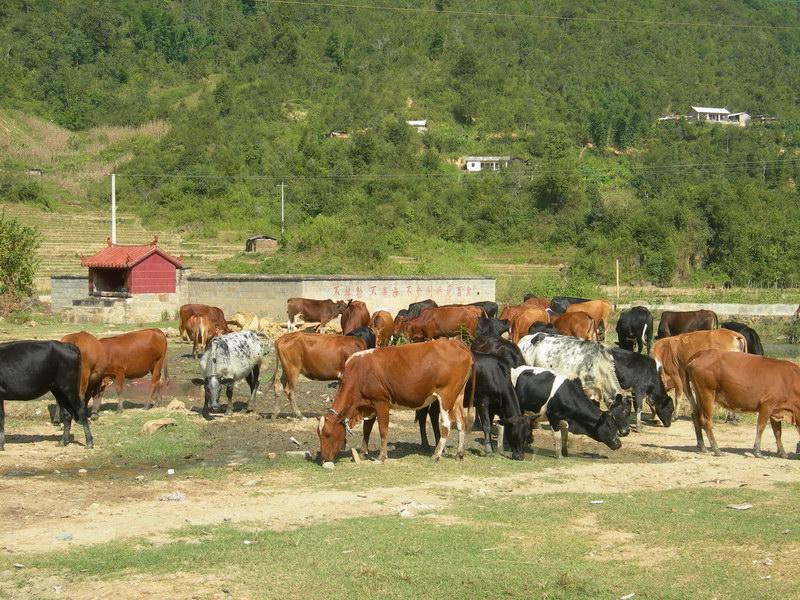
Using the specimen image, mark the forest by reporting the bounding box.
[1,0,800,285]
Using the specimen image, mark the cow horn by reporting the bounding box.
[318,415,325,434]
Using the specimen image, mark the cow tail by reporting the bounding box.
[161,357,169,386]
[464,360,478,422]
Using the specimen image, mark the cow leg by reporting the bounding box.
[113,372,125,412]
[770,419,787,459]
[225,383,235,415]
[476,400,493,455]
[375,404,391,463]
[416,408,430,449]
[752,406,771,458]
[360,417,375,459]
[451,393,466,460]
[431,397,451,462]
[0,400,4,451]
[245,365,260,413]
[699,400,722,456]
[275,365,298,419]
[430,402,441,448]
[560,421,570,458]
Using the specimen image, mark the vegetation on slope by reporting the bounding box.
[1,1,800,283]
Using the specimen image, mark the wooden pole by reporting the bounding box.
[616,259,620,302]
[111,173,116,244]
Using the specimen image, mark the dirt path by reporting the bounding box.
[2,418,800,555]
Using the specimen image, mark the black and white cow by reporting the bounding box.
[609,347,673,430]
[506,366,631,458]
[196,331,264,418]
[464,352,527,460]
[721,322,764,356]
[0,340,92,450]
[616,306,654,355]
[518,333,623,407]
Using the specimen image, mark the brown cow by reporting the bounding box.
[184,313,224,358]
[286,297,349,332]
[179,304,228,340]
[499,303,531,322]
[523,296,550,310]
[369,310,394,347]
[340,300,370,335]
[656,309,718,339]
[551,311,596,341]
[60,331,108,418]
[565,300,612,340]
[509,308,550,344]
[98,329,169,411]
[653,328,746,415]
[318,338,474,463]
[269,332,372,418]
[395,306,481,341]
[686,350,800,457]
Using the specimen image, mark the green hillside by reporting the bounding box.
[2,0,800,285]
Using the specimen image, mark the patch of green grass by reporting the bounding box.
[9,484,800,598]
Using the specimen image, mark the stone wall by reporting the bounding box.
[51,275,89,311]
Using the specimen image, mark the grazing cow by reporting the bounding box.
[656,309,718,339]
[465,352,527,459]
[518,334,623,407]
[395,305,481,341]
[406,299,438,318]
[551,311,596,341]
[318,339,473,463]
[184,313,221,358]
[653,329,747,415]
[509,308,550,344]
[286,297,349,332]
[340,300,370,336]
[179,304,229,340]
[469,301,498,318]
[60,331,107,419]
[0,341,92,450]
[499,303,531,322]
[507,366,631,458]
[475,316,510,339]
[269,330,375,418]
[549,296,590,314]
[609,347,674,430]
[98,329,168,411]
[342,327,377,349]
[685,350,800,457]
[721,321,764,356]
[196,331,264,418]
[369,310,394,347]
[522,295,550,310]
[616,306,654,355]
[565,300,612,340]
[471,335,525,369]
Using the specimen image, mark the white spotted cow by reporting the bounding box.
[195,331,265,418]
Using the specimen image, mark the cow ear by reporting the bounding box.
[190,378,205,386]
[318,416,325,434]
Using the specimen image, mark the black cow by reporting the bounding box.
[415,402,441,450]
[616,306,654,355]
[475,316,510,339]
[721,322,764,356]
[470,336,525,369]
[0,340,93,450]
[505,366,631,458]
[470,301,498,319]
[406,299,437,319]
[549,296,590,314]
[656,309,718,339]
[464,352,527,460]
[342,327,377,349]
[528,321,558,335]
[609,347,673,430]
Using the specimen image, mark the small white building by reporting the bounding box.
[688,106,730,122]
[463,156,513,172]
[727,112,751,127]
[406,119,428,133]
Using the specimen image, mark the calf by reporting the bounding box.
[369,310,394,347]
[60,331,107,419]
[506,366,630,458]
[185,313,220,358]
[286,297,348,332]
[179,304,229,341]
[464,352,527,459]
[609,347,674,430]
[616,306,654,355]
[721,321,764,355]
[0,341,92,450]
[197,331,264,418]
[565,300,612,340]
[340,300,370,335]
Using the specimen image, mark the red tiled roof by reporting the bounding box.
[80,239,183,269]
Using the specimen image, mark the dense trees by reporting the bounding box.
[1,1,799,283]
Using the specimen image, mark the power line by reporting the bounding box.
[257,0,800,31]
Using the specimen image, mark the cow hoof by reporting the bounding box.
[90,413,99,421]
[713,450,724,457]
[753,450,764,459]
[484,445,493,456]
[86,442,94,449]
[779,452,788,459]
[431,455,441,463]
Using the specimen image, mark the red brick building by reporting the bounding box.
[80,237,183,296]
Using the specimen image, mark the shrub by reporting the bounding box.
[0,211,40,297]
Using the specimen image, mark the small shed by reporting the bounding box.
[463,156,514,172]
[406,119,429,133]
[245,235,279,253]
[80,237,183,296]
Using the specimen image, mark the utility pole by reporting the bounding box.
[279,181,286,235]
[111,173,117,244]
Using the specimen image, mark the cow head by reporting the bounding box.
[191,376,231,414]
[318,408,347,463]
[649,378,674,428]
[608,395,633,437]
[334,300,350,315]
[501,415,533,461]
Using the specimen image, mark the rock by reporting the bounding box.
[135,475,145,481]
[289,436,301,446]
[266,452,277,460]
[167,468,175,476]
[159,491,187,502]
[141,418,177,435]
[286,450,312,460]
[56,533,73,541]
[590,500,605,505]
[243,540,256,545]
[242,479,258,487]
[77,468,87,475]
[620,594,635,600]
[727,503,753,511]
[322,461,335,470]
[166,399,188,412]
[13,563,24,569]
[160,327,179,338]
[26,320,37,327]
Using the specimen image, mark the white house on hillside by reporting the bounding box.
[688,106,730,122]
[406,120,428,133]
[463,156,513,172]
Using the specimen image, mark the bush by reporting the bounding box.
[0,212,40,297]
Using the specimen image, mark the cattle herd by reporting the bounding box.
[1,294,799,468]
